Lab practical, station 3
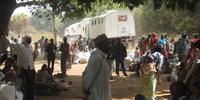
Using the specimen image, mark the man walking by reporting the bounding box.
[45,39,57,75]
[82,34,112,100]
[59,37,70,79]
[9,35,35,100]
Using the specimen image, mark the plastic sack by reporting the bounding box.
[16,91,23,100]
[0,84,15,100]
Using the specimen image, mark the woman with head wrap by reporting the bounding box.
[150,32,158,52]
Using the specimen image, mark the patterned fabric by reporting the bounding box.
[10,43,34,70]
[142,63,157,75]
[141,74,157,100]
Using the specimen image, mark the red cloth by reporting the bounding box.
[150,33,158,49]
[150,38,158,50]
[143,38,150,50]
[191,38,200,43]
[186,47,196,61]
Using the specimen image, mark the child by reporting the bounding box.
[140,54,157,100]
[37,64,53,82]
[2,57,16,83]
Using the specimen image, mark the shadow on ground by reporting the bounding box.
[36,73,171,100]
[36,73,144,100]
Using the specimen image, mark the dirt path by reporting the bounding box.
[35,60,171,100]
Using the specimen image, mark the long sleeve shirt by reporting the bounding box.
[82,48,111,100]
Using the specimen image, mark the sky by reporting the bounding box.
[12,7,31,16]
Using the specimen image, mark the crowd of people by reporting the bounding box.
[82,32,200,100]
[0,31,200,100]
[0,34,90,99]
[134,32,200,100]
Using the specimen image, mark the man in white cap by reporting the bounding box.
[82,34,112,100]
[9,35,35,100]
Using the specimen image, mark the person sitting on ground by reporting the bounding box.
[36,64,61,96]
[135,93,146,100]
[2,57,16,83]
[37,64,54,83]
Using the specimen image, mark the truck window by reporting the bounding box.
[98,19,100,24]
[94,20,96,25]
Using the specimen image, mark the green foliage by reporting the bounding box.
[10,13,29,33]
[31,12,52,31]
[134,2,200,34]
[9,13,40,34]
[86,0,126,17]
[31,13,75,35]
[14,0,200,22]
[9,0,200,36]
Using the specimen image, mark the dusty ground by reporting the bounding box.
[34,59,171,100]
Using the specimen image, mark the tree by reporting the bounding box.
[86,0,126,17]
[1,0,200,36]
[134,2,200,34]
[31,13,51,31]
[9,13,29,34]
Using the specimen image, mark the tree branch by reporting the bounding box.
[16,1,48,8]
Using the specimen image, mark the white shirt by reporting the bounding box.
[10,42,34,70]
[152,52,164,70]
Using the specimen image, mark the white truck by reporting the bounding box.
[88,10,136,39]
[65,10,136,39]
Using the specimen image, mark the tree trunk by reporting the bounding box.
[0,0,17,36]
[52,9,57,46]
